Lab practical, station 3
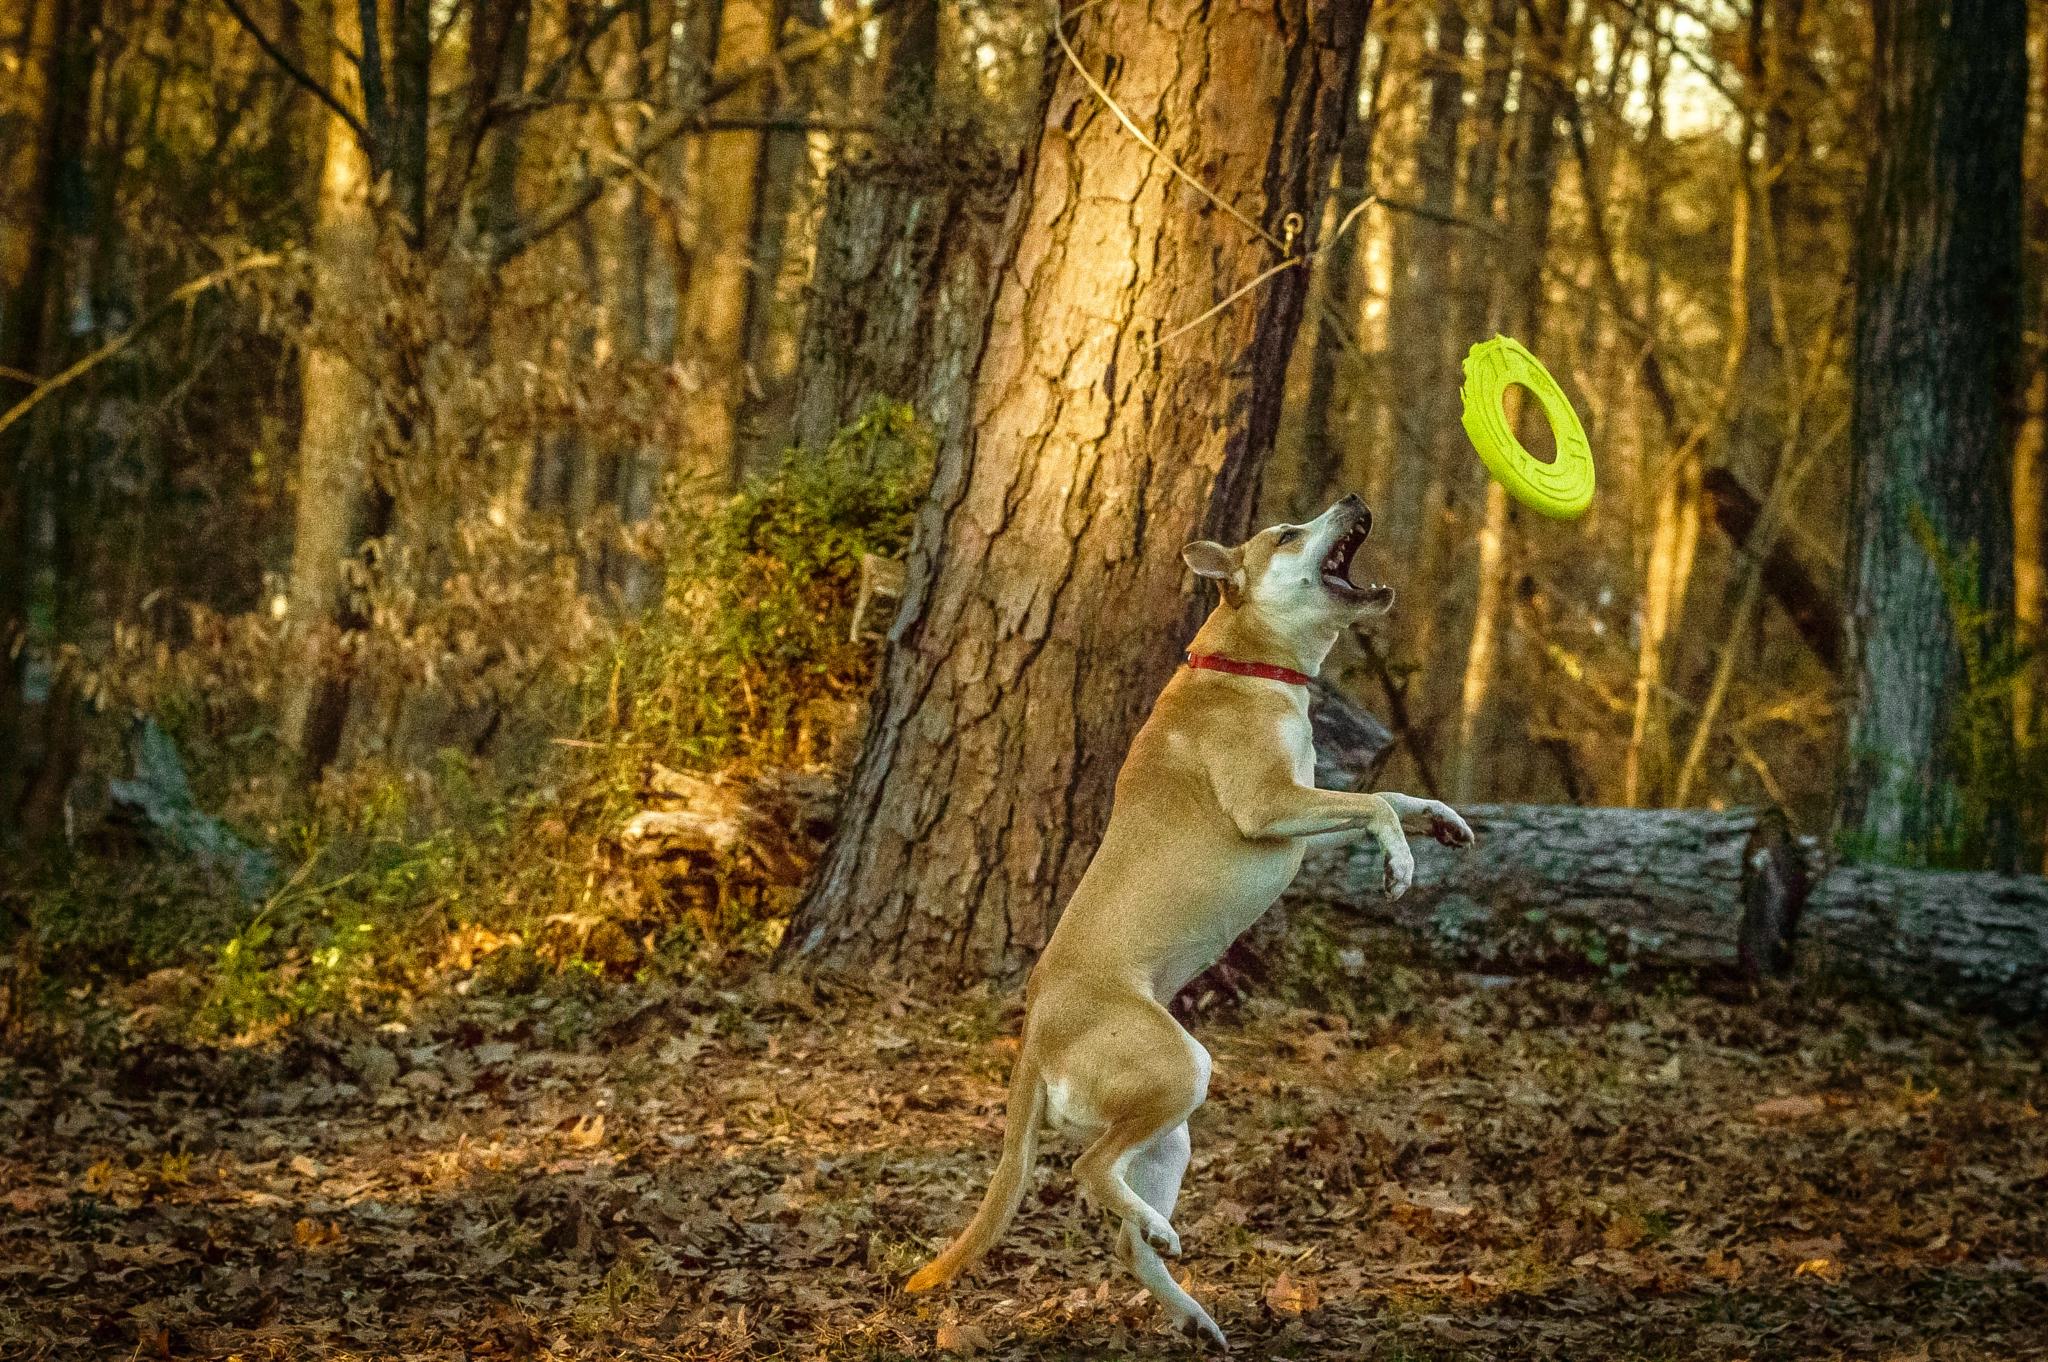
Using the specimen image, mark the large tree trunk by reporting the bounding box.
[786,133,1020,458]
[786,0,1019,460]
[1843,0,2025,867]
[279,0,380,770]
[781,0,1373,982]
[1290,804,2048,1020]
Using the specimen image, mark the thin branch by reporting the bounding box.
[216,0,371,149]
[1353,627,1443,800]
[0,253,285,440]
[486,0,896,269]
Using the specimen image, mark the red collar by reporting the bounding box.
[1185,652,1312,686]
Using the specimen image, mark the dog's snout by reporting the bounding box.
[1332,493,1372,537]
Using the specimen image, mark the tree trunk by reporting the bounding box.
[1844,0,2026,867]
[1447,0,1568,802]
[787,134,1020,459]
[786,0,1020,461]
[1379,0,1464,570]
[1295,804,1810,976]
[781,0,1373,982]
[1290,803,2048,1018]
[6,0,100,837]
[1398,0,1512,783]
[729,0,815,482]
[0,0,72,824]
[677,0,771,485]
[279,0,379,770]
[1290,21,1382,516]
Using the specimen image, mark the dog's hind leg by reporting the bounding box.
[1116,1122,1226,1348]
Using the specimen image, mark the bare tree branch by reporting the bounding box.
[485,0,897,269]
[216,0,371,149]
[0,253,286,440]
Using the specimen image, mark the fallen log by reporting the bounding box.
[1291,804,2048,1018]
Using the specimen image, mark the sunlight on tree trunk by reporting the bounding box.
[782,0,1372,981]
[280,0,377,766]
[1382,0,1464,571]
[2013,365,2043,751]
[1450,477,1507,803]
[1443,0,1566,802]
[678,0,773,486]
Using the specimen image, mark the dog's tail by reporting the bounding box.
[904,1045,1044,1292]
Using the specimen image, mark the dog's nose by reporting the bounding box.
[1335,492,1366,514]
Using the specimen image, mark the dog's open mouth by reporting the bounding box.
[1320,523,1377,599]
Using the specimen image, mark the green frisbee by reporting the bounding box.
[1458,335,1595,519]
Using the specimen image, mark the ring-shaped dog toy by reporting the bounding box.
[1459,335,1595,520]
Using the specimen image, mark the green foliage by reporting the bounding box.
[2,402,937,1048]
[600,397,933,772]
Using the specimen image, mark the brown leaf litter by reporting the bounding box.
[0,963,2043,1359]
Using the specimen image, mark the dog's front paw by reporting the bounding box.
[1428,802,1475,847]
[1382,841,1415,898]
[1141,1211,1182,1257]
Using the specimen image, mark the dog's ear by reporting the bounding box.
[1182,540,1239,582]
[1183,540,1244,606]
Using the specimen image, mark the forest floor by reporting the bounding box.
[2,944,2045,1361]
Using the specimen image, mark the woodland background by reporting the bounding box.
[0,0,2042,1024]
[2,0,2048,1356]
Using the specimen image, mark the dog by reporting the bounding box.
[902,494,1475,1346]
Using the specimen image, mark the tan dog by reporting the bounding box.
[903,494,1475,1346]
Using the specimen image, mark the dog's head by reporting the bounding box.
[1182,494,1394,645]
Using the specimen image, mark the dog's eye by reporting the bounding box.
[1275,529,1300,547]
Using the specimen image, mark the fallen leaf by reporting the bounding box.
[1265,1269,1320,1314]
[934,1322,991,1354]
[1793,1256,1844,1283]
[293,1218,343,1249]
[1752,1095,1827,1121]
[567,1113,606,1147]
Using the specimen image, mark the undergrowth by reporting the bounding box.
[1,399,934,1052]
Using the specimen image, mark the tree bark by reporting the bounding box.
[5,0,100,836]
[1290,21,1382,516]
[279,0,379,769]
[781,0,1373,982]
[678,0,772,485]
[0,0,72,823]
[787,132,1020,458]
[1844,0,2025,866]
[1291,804,2048,1018]
[1379,0,1464,570]
[785,0,1020,462]
[1295,804,1810,976]
[729,0,826,482]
